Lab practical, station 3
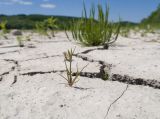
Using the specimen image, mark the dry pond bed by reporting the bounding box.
[0,31,160,119]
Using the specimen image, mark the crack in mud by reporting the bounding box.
[0,66,15,82]
[72,72,99,78]
[0,45,19,48]
[0,67,14,76]
[35,40,69,44]
[75,51,160,89]
[80,48,98,54]
[1,47,160,89]
[3,59,18,66]
[111,74,160,89]
[20,70,101,78]
[21,55,62,62]
[74,54,110,79]
[80,48,105,54]
[104,84,129,119]
[11,76,17,85]
[21,70,65,76]
[0,58,17,77]
[2,59,20,85]
[0,50,19,55]
[0,76,2,81]
[18,53,108,79]
[18,49,160,89]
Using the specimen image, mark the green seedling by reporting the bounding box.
[60,48,88,87]
[46,17,58,37]
[0,20,8,34]
[120,28,130,37]
[25,34,32,41]
[35,17,58,37]
[16,36,24,47]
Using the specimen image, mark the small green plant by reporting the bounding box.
[60,48,88,87]
[35,17,58,37]
[16,36,24,47]
[0,20,8,34]
[67,2,120,48]
[46,17,58,37]
[133,27,140,34]
[0,32,8,40]
[0,20,9,39]
[120,28,130,37]
[35,21,48,35]
[25,34,32,41]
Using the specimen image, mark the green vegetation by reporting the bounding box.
[68,3,120,48]
[0,20,8,34]
[120,4,160,37]
[16,36,24,47]
[45,17,58,37]
[119,21,138,37]
[0,14,78,30]
[0,20,9,39]
[0,3,159,39]
[25,34,32,41]
[141,4,160,29]
[35,17,58,36]
[60,48,88,87]
[120,27,130,37]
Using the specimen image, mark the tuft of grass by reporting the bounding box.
[46,17,58,37]
[35,17,58,37]
[0,20,9,39]
[35,21,48,36]
[25,34,32,41]
[60,48,88,87]
[120,27,130,37]
[67,2,120,48]
[16,36,24,47]
[0,20,8,34]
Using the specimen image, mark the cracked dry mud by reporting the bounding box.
[0,32,160,119]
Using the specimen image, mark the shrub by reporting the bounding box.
[46,17,58,37]
[35,17,58,37]
[68,2,120,48]
[60,48,88,87]
[0,20,8,34]
[35,21,48,35]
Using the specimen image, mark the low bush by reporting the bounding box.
[0,20,8,34]
[68,2,120,48]
[35,17,58,37]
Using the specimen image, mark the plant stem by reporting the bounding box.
[69,59,72,86]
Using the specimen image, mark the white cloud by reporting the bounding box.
[0,0,33,5]
[40,3,56,9]
[12,0,33,5]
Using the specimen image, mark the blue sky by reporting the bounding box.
[0,0,160,22]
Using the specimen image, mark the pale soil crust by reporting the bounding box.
[0,31,160,119]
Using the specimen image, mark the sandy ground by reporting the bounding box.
[0,31,160,119]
